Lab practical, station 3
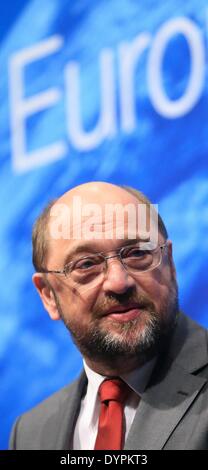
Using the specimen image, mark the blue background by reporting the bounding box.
[0,0,207,449]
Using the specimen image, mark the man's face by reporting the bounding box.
[34,185,179,368]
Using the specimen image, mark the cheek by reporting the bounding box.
[57,281,96,321]
[152,283,171,311]
[135,269,172,305]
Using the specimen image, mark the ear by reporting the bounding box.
[32,273,61,321]
[166,240,177,281]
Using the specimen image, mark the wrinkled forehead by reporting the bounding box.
[46,196,159,263]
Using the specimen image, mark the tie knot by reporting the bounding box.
[98,378,129,404]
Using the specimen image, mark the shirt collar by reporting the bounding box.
[83,357,157,397]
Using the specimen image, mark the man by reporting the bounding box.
[10,182,208,450]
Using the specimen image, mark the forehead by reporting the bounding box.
[46,195,159,265]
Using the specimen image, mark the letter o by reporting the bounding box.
[147,17,205,118]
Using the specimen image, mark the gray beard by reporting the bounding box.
[53,281,179,368]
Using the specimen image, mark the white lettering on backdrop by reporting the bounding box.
[9,16,206,172]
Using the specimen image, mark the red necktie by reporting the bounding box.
[94,378,130,450]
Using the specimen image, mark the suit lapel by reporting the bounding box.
[53,371,87,450]
[125,314,208,450]
[124,360,207,449]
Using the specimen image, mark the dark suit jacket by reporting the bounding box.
[9,313,208,449]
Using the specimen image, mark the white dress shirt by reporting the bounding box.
[73,358,156,450]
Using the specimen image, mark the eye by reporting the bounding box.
[123,247,149,258]
[74,256,103,270]
[76,259,96,270]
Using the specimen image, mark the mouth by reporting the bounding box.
[104,304,147,322]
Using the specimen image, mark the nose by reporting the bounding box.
[102,258,136,295]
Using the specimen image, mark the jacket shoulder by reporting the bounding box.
[169,313,208,374]
[10,372,86,450]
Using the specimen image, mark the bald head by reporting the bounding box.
[32,182,168,271]
[53,181,140,208]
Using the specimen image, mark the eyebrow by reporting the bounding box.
[62,237,150,266]
[63,243,99,265]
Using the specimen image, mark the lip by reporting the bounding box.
[104,304,146,322]
[105,304,145,314]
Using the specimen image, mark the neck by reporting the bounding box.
[84,356,141,376]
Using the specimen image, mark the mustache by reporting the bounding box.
[93,291,156,318]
